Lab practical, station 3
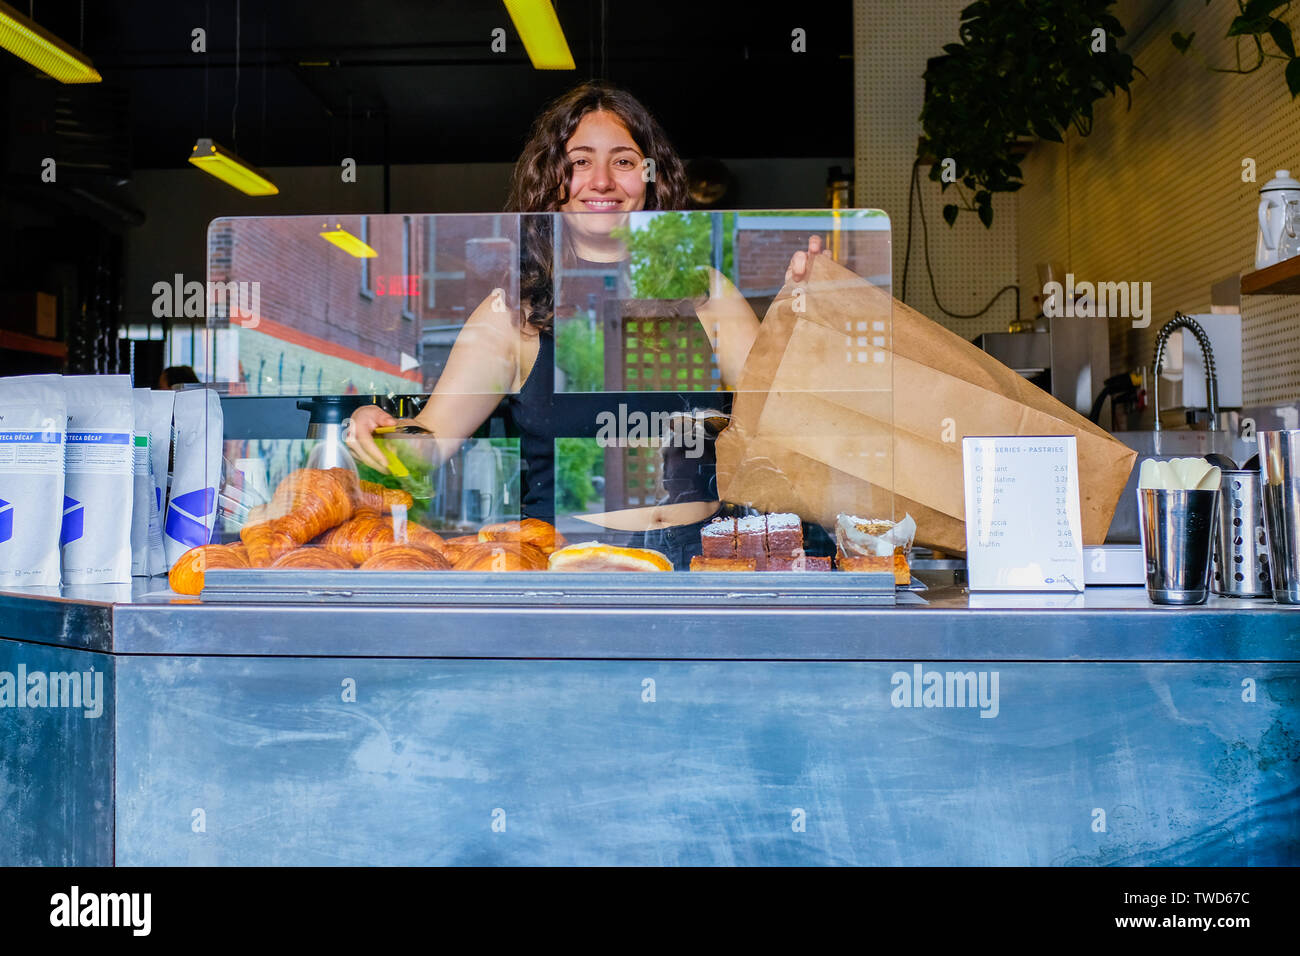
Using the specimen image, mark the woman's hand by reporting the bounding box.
[343,404,397,472]
[786,234,830,284]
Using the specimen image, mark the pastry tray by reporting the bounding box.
[200,569,898,606]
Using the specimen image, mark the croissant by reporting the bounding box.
[169,543,249,595]
[271,547,354,570]
[407,522,446,554]
[355,480,415,516]
[453,540,548,571]
[320,514,396,565]
[478,518,566,556]
[440,534,480,563]
[240,468,360,566]
[359,546,452,571]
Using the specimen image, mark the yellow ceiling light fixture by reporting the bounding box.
[502,0,575,70]
[319,223,377,258]
[0,0,101,83]
[188,138,279,197]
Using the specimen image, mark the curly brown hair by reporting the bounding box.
[506,82,688,332]
[506,81,688,214]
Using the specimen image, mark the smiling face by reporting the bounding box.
[558,109,647,245]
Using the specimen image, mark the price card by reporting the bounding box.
[962,436,1085,592]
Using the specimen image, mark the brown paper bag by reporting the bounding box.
[715,255,1136,554]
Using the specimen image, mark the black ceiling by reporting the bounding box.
[7,0,854,170]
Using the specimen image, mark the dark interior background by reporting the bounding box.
[0,0,853,377]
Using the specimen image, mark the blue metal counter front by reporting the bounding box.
[1,581,1297,866]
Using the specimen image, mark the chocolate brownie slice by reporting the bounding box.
[700,517,736,557]
[734,515,767,557]
[764,513,803,556]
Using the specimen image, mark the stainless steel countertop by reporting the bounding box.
[1,573,1296,661]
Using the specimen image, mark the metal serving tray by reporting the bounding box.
[200,569,898,606]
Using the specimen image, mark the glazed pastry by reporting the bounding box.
[359,546,452,571]
[478,518,566,555]
[239,467,361,566]
[689,555,757,572]
[547,542,673,572]
[453,540,548,571]
[270,547,354,570]
[169,543,249,595]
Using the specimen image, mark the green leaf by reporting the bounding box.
[1269,20,1296,57]
[1037,121,1064,143]
[1171,31,1195,53]
[1228,14,1270,37]
[1287,56,1300,97]
[977,203,994,228]
[942,204,960,227]
[1243,0,1289,20]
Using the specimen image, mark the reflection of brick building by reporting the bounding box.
[733,213,892,299]
[201,211,892,399]
[207,214,427,395]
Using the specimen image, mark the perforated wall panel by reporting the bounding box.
[853,0,1019,340]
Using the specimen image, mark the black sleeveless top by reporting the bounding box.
[502,282,728,567]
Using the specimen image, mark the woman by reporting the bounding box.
[344,81,826,564]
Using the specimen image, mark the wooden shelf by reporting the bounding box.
[1242,256,1300,295]
[0,330,67,359]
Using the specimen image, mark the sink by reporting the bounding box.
[1104,430,1256,543]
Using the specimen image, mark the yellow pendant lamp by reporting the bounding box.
[0,0,101,83]
[502,0,575,70]
[188,138,279,197]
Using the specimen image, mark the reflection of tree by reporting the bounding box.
[554,320,605,513]
[556,437,602,513]
[614,212,733,300]
[556,317,604,392]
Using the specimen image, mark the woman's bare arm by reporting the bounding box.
[697,267,759,390]
[347,291,522,471]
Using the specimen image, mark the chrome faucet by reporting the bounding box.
[1152,312,1219,432]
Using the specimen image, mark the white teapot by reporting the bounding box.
[1257,169,1300,269]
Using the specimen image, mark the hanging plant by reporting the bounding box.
[1171,0,1299,97]
[918,0,1139,228]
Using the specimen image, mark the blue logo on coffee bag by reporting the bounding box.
[0,498,11,544]
[165,487,216,547]
[60,495,83,545]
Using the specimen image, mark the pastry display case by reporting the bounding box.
[178,209,906,602]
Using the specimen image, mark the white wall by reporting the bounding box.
[1017,0,1300,405]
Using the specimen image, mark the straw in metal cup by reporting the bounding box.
[1137,487,1220,605]
[1258,429,1300,605]
[1211,469,1272,598]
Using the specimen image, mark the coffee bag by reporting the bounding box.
[0,374,67,587]
[164,387,223,566]
[61,374,134,584]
